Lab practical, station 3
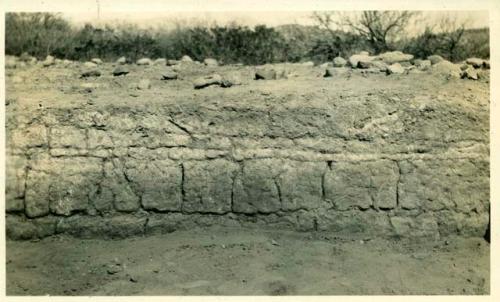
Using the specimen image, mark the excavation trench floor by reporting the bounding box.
[6,227,489,295]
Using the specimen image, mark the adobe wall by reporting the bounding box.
[5,88,489,240]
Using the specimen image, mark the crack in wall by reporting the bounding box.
[168,117,193,138]
[180,163,186,211]
[395,160,402,209]
[274,179,283,209]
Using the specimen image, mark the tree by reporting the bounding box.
[312,11,418,53]
[436,15,468,61]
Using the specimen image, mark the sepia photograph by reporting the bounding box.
[2,0,496,297]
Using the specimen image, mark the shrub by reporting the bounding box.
[4,12,490,64]
[403,26,489,62]
[5,13,74,58]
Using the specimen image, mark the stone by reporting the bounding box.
[348,54,373,68]
[181,55,193,62]
[362,60,387,71]
[6,155,27,212]
[398,160,489,212]
[465,57,484,68]
[376,51,413,64]
[112,65,129,76]
[10,124,48,149]
[436,211,465,236]
[324,67,349,77]
[477,69,489,80]
[462,66,479,80]
[427,55,444,65]
[25,170,51,217]
[204,58,218,66]
[276,69,289,79]
[333,56,347,67]
[183,159,239,214]
[459,63,469,71]
[358,51,370,56]
[100,159,140,212]
[79,83,100,93]
[255,68,277,80]
[386,63,405,75]
[154,58,167,65]
[41,157,103,216]
[278,161,326,210]
[193,74,223,89]
[295,210,317,231]
[137,58,152,65]
[161,70,178,80]
[6,56,17,68]
[483,60,490,69]
[389,216,411,235]
[145,213,185,234]
[129,276,138,283]
[460,212,490,237]
[50,148,87,157]
[431,60,462,79]
[87,128,114,149]
[324,161,398,210]
[42,55,55,67]
[316,210,391,236]
[107,264,123,275]
[125,160,182,211]
[137,79,151,90]
[320,62,333,68]
[50,126,87,149]
[81,68,101,78]
[301,61,314,67]
[220,79,233,88]
[83,61,98,68]
[56,215,146,238]
[233,159,283,214]
[19,52,32,62]
[167,59,180,66]
[91,58,103,64]
[62,59,72,66]
[407,67,423,74]
[116,56,127,64]
[390,214,439,239]
[6,216,57,240]
[413,59,431,70]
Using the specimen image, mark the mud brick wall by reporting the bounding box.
[6,95,489,240]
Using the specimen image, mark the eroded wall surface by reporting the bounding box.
[6,85,489,240]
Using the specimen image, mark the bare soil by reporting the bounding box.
[6,228,489,295]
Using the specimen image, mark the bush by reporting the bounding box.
[404,27,489,62]
[308,31,371,63]
[5,13,74,58]
[5,13,290,64]
[4,12,490,64]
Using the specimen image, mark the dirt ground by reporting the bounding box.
[6,228,489,295]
